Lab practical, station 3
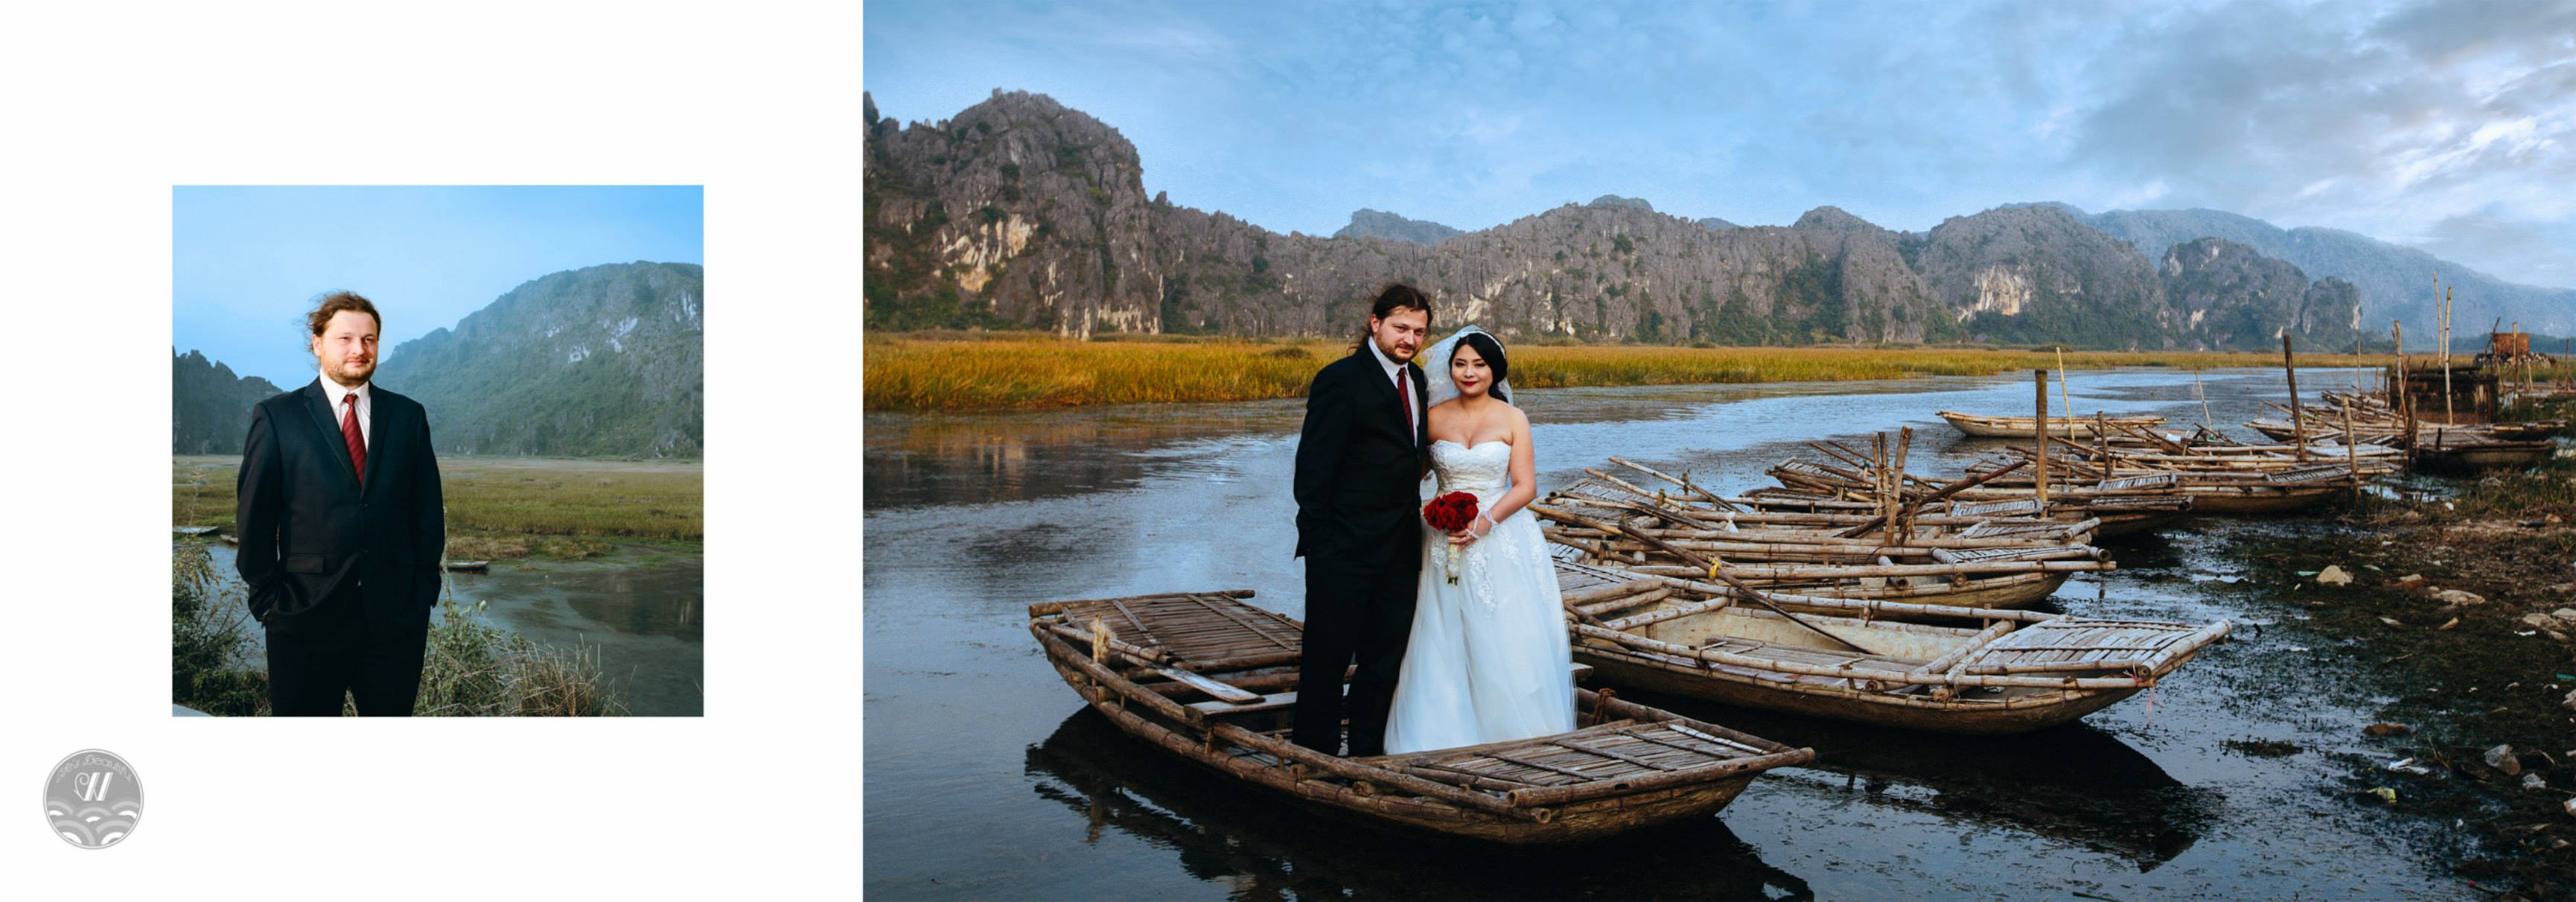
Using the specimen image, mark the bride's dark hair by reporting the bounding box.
[1453,331,1510,402]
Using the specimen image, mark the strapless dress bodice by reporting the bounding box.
[1429,439,1511,496]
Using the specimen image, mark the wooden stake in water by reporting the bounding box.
[2033,369,2050,510]
[2442,285,2455,425]
[2283,334,2306,461]
[1890,427,1913,544]
[2193,369,2213,427]
[2095,412,2110,489]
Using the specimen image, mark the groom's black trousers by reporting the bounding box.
[265,580,430,717]
[1294,555,1418,756]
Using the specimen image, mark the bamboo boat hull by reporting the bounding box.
[1552,561,2231,736]
[2092,509,2183,539]
[1030,593,1814,845]
[2180,486,2341,515]
[1575,651,2139,735]
[1742,571,2069,612]
[1940,411,2163,439]
[2414,442,2554,472]
[1038,652,1767,843]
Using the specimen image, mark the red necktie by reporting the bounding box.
[341,393,367,482]
[1394,370,1412,442]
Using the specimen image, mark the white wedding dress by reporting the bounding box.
[1381,439,1577,755]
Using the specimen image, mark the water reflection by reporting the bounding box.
[1625,691,2221,873]
[864,402,1304,510]
[1025,709,1814,901]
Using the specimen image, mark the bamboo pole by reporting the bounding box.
[1625,559,2112,579]
[2281,334,2307,460]
[1569,623,2157,690]
[1873,433,1890,539]
[1890,428,1913,544]
[2192,369,2213,428]
[2094,413,2109,489]
[2442,284,2455,424]
[2055,346,2074,425]
[2034,369,2050,510]
[1829,460,2028,539]
[2342,405,2361,499]
[2391,320,2407,445]
[1607,457,1732,509]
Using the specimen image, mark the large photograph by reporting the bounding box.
[862,2,2576,899]
[173,185,705,717]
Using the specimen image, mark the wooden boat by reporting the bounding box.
[1557,562,2230,734]
[2247,392,2563,471]
[173,525,219,536]
[2413,436,2556,472]
[1537,453,2113,613]
[1939,410,2164,439]
[1029,589,1814,843]
[1971,463,2353,515]
[444,560,491,572]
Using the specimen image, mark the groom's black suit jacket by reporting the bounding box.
[235,379,446,635]
[1292,348,1430,568]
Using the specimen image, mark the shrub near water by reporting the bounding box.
[864,331,2394,411]
[169,539,625,717]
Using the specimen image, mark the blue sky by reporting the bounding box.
[864,0,2575,290]
[173,185,703,388]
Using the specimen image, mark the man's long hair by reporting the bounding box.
[307,290,381,337]
[1349,281,1434,353]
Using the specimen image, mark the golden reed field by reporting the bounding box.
[863,331,2394,412]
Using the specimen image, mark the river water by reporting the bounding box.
[203,544,704,717]
[863,366,2474,900]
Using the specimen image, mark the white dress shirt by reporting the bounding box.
[319,370,372,449]
[1365,338,1416,442]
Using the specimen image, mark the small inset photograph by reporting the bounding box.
[173,185,704,717]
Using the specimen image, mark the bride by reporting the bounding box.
[1381,326,1575,755]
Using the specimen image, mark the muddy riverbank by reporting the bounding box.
[2206,460,2576,899]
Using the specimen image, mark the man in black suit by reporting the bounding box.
[237,292,446,717]
[1290,282,1433,756]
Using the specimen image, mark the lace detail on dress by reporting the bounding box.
[1383,437,1578,755]
[1432,441,1519,615]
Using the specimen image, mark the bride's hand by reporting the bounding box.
[1447,515,1496,547]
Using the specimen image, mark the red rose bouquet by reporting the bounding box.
[1423,491,1481,585]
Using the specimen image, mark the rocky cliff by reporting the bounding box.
[372,261,703,458]
[2073,206,2572,343]
[1333,209,1463,246]
[172,349,284,454]
[863,90,2417,350]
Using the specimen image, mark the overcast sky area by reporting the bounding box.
[173,185,703,389]
[864,0,2574,290]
